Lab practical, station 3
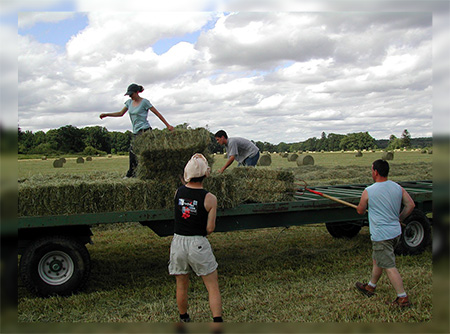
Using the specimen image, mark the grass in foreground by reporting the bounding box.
[18,223,432,323]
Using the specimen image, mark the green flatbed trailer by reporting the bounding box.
[18,180,432,297]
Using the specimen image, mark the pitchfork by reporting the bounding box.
[296,180,362,211]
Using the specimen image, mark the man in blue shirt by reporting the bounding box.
[356,159,415,307]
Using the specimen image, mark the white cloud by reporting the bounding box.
[18,11,433,143]
[18,12,76,29]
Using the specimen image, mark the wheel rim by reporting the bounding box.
[38,251,74,285]
[404,221,424,248]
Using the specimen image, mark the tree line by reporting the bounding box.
[18,125,431,156]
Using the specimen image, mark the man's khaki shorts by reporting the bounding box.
[169,234,218,276]
[372,236,400,269]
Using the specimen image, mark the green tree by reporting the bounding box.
[55,125,85,153]
[110,131,132,153]
[401,129,411,148]
[82,126,111,153]
[339,132,375,151]
[327,133,345,151]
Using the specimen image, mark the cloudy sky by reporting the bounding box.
[14,2,438,144]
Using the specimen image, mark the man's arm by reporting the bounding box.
[204,193,217,235]
[356,189,369,215]
[399,187,415,223]
[218,156,235,173]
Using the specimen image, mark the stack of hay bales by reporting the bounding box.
[18,172,177,217]
[19,127,297,216]
[18,168,296,216]
[133,128,213,180]
[204,167,294,208]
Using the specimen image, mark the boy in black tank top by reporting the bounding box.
[168,154,223,323]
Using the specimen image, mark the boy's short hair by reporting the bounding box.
[214,130,228,139]
[372,159,390,177]
[189,175,206,183]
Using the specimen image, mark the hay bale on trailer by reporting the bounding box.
[257,154,272,166]
[133,128,213,180]
[205,168,295,208]
[296,154,314,166]
[18,168,296,216]
[18,172,177,217]
[382,151,394,160]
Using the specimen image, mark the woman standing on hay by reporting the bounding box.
[99,83,174,178]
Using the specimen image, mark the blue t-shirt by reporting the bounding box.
[124,98,153,134]
[366,180,402,241]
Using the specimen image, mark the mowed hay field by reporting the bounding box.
[18,151,435,327]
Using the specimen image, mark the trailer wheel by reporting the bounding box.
[19,236,90,297]
[325,222,362,239]
[395,209,431,255]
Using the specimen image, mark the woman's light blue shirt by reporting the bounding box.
[125,98,153,134]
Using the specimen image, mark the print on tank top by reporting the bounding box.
[178,198,198,219]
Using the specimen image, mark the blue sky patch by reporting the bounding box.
[19,13,88,46]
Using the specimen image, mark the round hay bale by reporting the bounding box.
[382,151,394,160]
[59,157,66,164]
[281,152,288,158]
[258,154,272,166]
[288,153,299,162]
[41,156,47,160]
[76,157,85,164]
[53,159,63,168]
[428,149,433,154]
[296,154,314,166]
[355,151,363,157]
[108,154,112,158]
[86,156,93,161]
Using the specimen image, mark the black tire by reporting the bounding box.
[395,209,431,255]
[19,236,90,297]
[325,222,362,238]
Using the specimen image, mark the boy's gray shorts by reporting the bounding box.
[372,236,400,269]
[169,234,218,276]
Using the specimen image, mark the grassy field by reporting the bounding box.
[17,151,435,328]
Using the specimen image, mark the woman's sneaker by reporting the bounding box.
[355,282,376,297]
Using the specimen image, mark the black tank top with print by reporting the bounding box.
[174,185,209,236]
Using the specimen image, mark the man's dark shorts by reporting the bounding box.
[372,235,400,269]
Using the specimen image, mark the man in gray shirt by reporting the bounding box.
[214,130,260,173]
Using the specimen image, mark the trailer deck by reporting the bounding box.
[17,180,433,297]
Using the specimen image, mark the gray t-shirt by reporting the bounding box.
[226,137,259,163]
